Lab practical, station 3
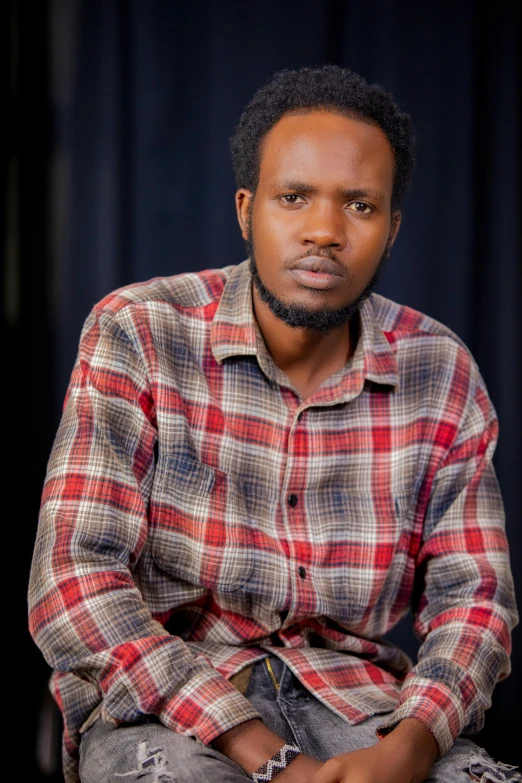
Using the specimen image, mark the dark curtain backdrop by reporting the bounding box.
[9,0,520,778]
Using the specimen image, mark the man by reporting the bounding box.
[29,66,519,783]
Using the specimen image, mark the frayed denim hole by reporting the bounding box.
[465,752,522,783]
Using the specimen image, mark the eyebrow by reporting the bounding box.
[270,181,385,203]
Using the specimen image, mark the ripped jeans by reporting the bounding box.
[79,656,521,783]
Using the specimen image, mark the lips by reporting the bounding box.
[288,255,345,291]
[291,256,343,276]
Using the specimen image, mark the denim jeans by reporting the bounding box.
[79,656,521,782]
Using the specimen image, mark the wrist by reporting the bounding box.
[275,754,323,782]
[250,743,301,782]
[212,719,289,775]
[382,718,438,779]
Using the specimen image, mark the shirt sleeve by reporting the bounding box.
[376,357,519,757]
[28,306,261,744]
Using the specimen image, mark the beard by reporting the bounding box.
[246,216,393,335]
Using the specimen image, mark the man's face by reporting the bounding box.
[236,110,400,333]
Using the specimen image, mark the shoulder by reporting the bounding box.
[91,265,238,323]
[76,265,239,364]
[370,293,488,412]
[371,292,476,371]
[371,292,470,352]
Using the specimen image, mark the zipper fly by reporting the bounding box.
[265,657,280,692]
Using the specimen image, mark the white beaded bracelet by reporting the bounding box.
[251,743,301,782]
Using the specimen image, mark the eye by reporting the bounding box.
[279,194,305,205]
[348,201,372,214]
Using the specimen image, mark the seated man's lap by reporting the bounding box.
[79,660,520,782]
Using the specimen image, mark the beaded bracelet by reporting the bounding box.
[251,743,301,782]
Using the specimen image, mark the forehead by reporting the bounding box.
[258,110,395,192]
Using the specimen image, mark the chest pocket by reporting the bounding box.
[150,455,254,593]
[310,489,411,626]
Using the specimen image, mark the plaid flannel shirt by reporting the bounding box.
[28,260,518,782]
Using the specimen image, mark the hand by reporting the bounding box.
[308,719,438,783]
[308,743,416,783]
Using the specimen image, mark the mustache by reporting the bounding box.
[291,247,339,262]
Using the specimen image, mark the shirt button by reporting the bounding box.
[287,494,298,507]
[298,566,307,579]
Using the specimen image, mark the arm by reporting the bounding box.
[212,718,436,783]
[374,360,519,758]
[308,358,518,783]
[28,306,260,746]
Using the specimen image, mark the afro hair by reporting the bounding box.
[230,65,415,211]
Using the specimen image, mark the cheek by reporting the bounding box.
[252,210,290,259]
[350,221,391,263]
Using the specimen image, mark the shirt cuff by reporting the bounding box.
[158,662,262,745]
[375,676,466,758]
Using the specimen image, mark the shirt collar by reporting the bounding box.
[210,260,399,397]
[210,261,259,363]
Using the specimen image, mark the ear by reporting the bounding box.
[388,210,402,248]
[235,189,254,241]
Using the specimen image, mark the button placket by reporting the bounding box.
[281,412,311,621]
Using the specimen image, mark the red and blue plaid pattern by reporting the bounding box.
[28,261,518,782]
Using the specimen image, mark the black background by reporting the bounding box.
[7,0,521,777]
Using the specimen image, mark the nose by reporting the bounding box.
[297,200,347,250]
